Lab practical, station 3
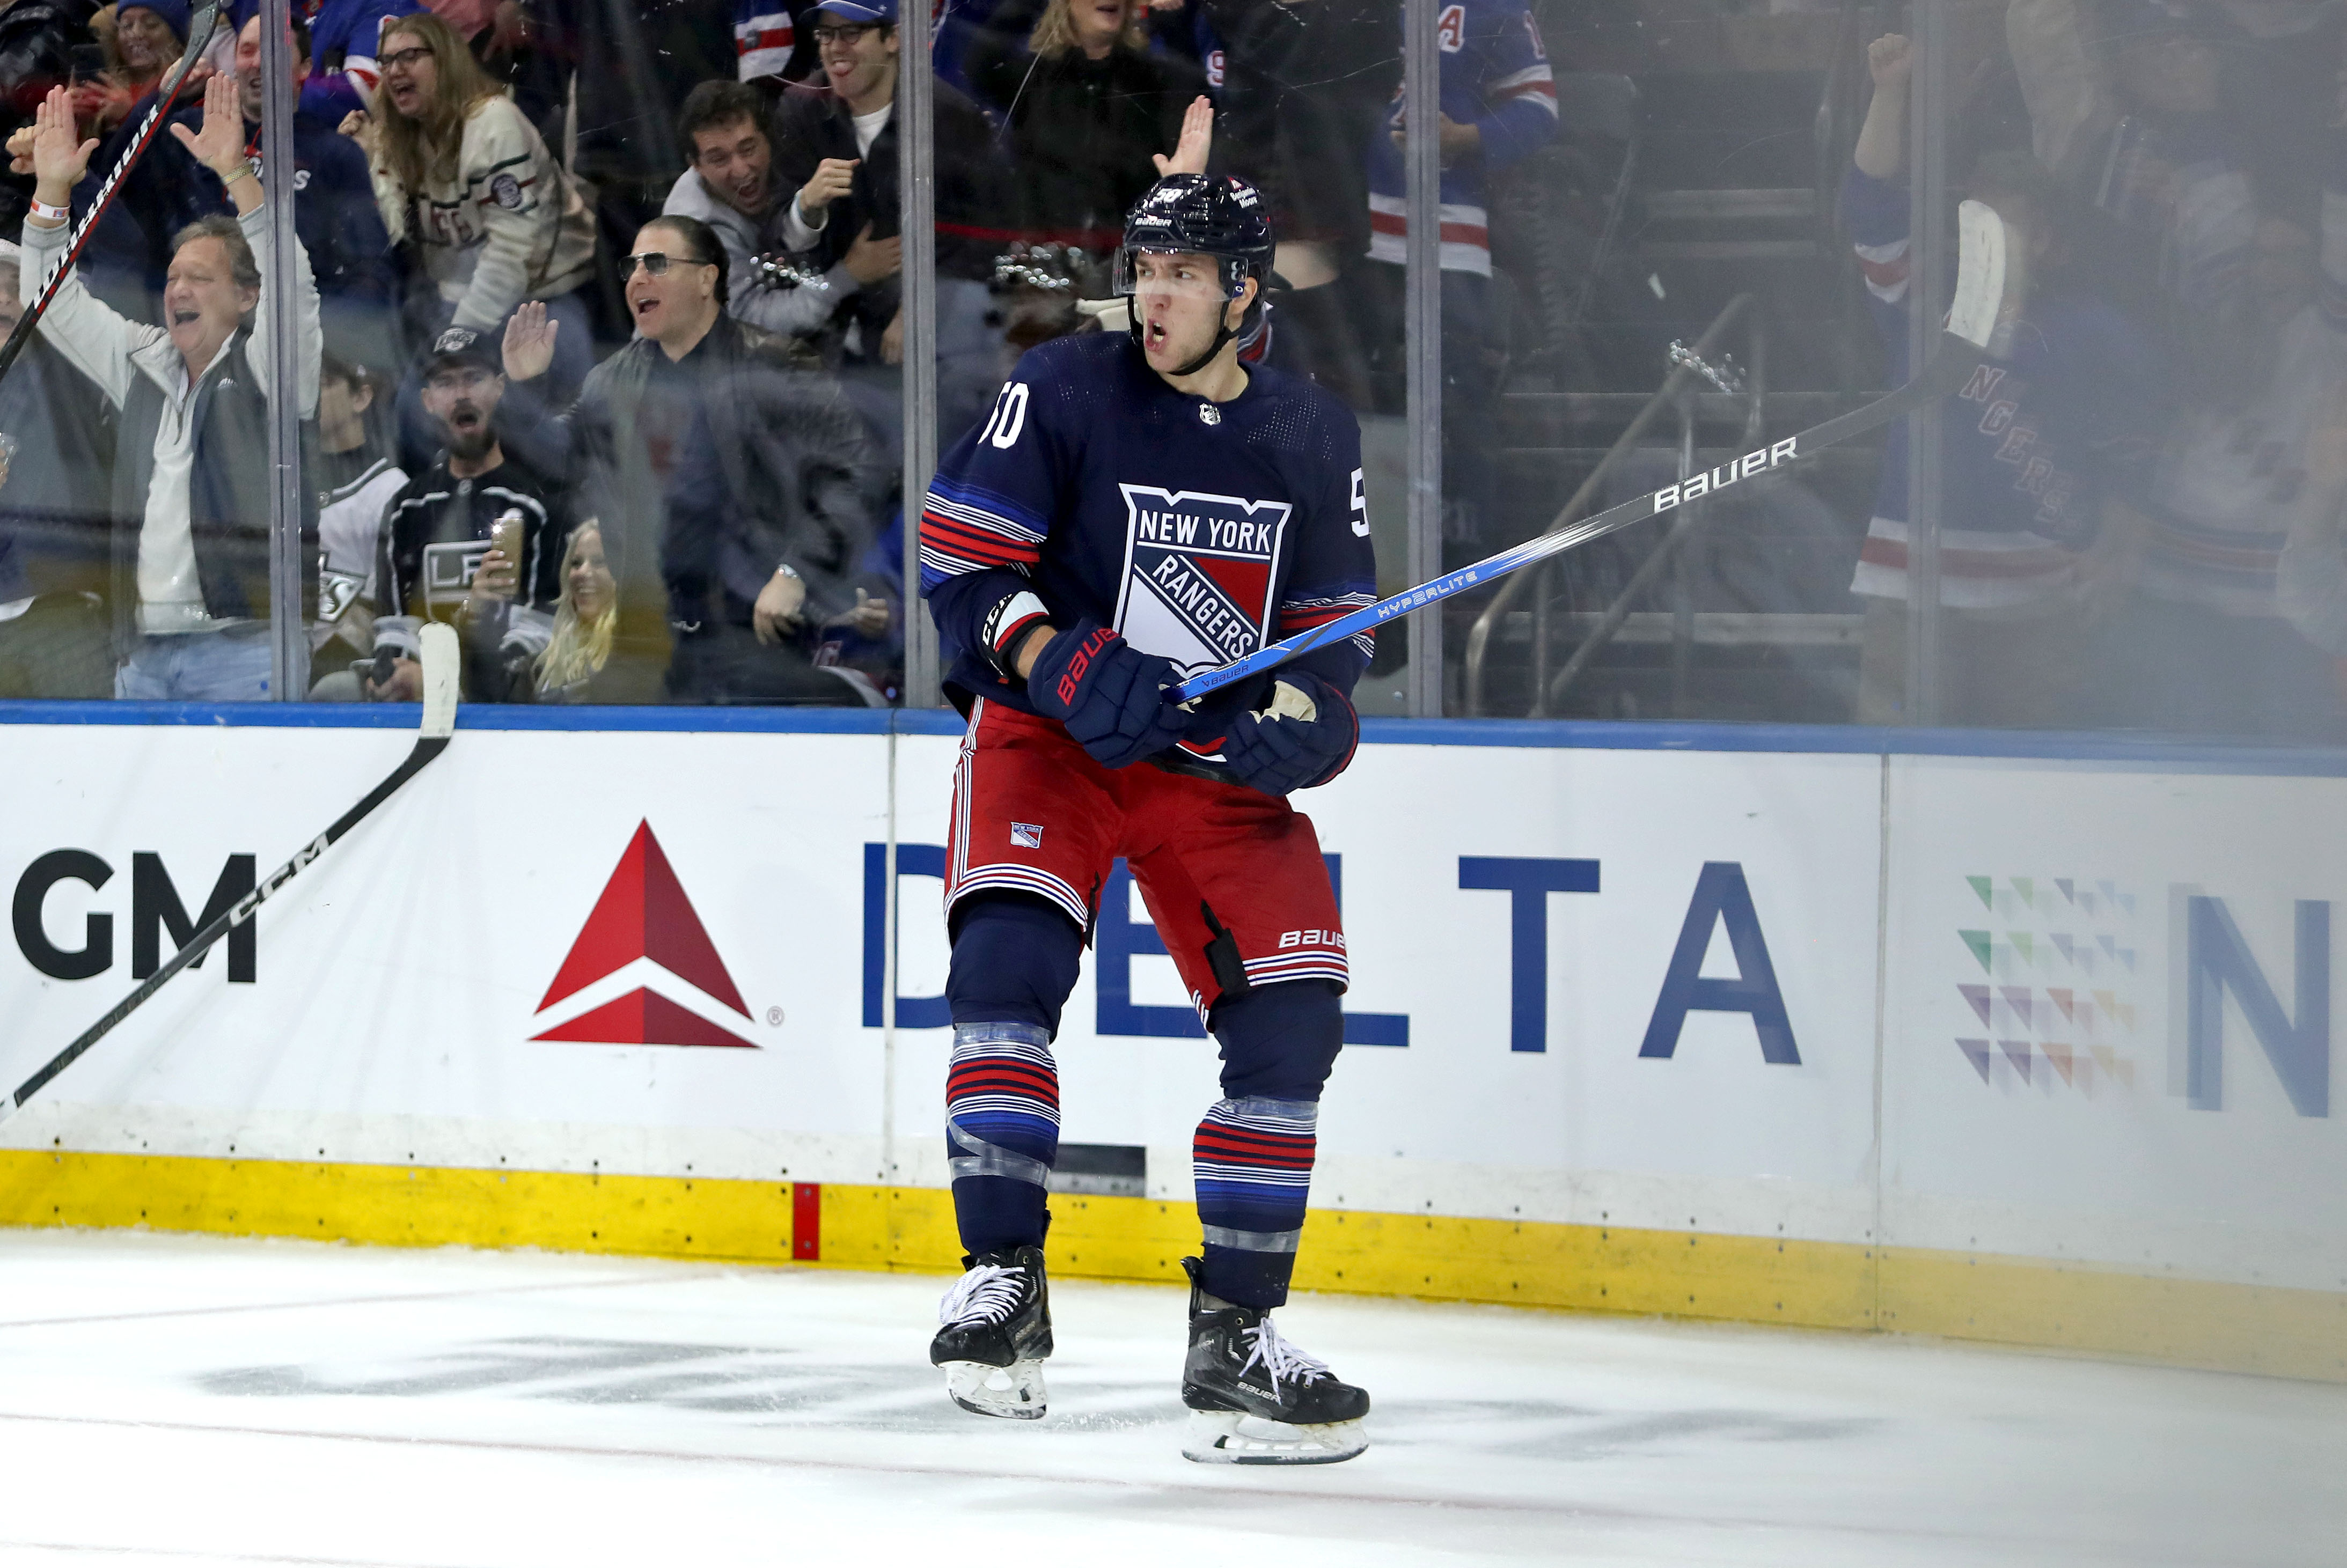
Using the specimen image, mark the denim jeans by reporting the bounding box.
[114,627,301,702]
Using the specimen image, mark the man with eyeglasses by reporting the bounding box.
[500,214,888,705]
[663,77,899,344]
[769,0,1003,438]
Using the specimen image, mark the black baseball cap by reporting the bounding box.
[423,326,501,378]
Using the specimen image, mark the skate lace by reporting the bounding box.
[938,1263,1027,1328]
[1237,1316,1331,1392]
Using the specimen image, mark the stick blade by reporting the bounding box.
[1948,200,2009,351]
[418,621,459,738]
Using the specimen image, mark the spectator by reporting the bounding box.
[2007,0,2258,328]
[769,0,1005,439]
[1199,0,1396,400]
[362,324,571,701]
[527,0,735,351]
[43,13,398,351]
[0,236,116,698]
[1844,34,2168,728]
[2098,210,2347,739]
[0,0,101,233]
[964,0,1204,253]
[498,215,890,705]
[298,0,422,122]
[1357,0,1554,557]
[218,11,399,363]
[83,0,187,136]
[732,0,798,86]
[350,10,592,466]
[16,76,320,701]
[530,517,618,700]
[663,76,895,343]
[70,14,402,359]
[311,352,406,684]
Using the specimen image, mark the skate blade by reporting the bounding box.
[1180,1408,1368,1465]
[942,1359,1047,1420]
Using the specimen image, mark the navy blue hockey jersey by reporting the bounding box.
[920,333,1377,716]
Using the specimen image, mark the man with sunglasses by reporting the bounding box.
[768,0,1002,436]
[500,215,888,705]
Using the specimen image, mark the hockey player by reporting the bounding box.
[918,171,1378,1464]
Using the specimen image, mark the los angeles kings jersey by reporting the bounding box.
[921,332,1378,717]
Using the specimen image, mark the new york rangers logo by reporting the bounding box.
[1113,485,1292,677]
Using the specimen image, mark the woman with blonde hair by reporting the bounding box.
[965,0,1201,254]
[529,520,618,701]
[347,11,592,457]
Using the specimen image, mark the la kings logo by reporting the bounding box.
[1113,485,1291,677]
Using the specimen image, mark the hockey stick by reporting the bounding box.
[0,623,458,1124]
[0,0,226,388]
[1171,200,2012,704]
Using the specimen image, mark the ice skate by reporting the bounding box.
[1177,1256,1369,1464]
[930,1245,1053,1420]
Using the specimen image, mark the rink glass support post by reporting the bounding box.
[1903,0,1949,726]
[261,0,305,701]
[898,0,942,710]
[1402,0,1444,717]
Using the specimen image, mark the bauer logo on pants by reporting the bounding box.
[1113,485,1291,678]
[529,820,758,1048]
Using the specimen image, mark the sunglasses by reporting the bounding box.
[622,251,716,277]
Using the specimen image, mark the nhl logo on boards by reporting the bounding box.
[1198,403,1221,426]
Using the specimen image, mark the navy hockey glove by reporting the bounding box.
[1219,671,1359,796]
[1028,619,1189,769]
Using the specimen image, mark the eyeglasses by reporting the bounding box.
[380,44,434,71]
[622,252,716,277]
[811,23,883,45]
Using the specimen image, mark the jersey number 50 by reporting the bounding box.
[979,382,1031,450]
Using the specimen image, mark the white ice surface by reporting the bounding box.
[0,1230,2338,1567]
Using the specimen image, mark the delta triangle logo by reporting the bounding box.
[529,820,757,1048]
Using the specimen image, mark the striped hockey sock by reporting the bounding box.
[946,1021,1060,1256]
[1193,1095,1317,1308]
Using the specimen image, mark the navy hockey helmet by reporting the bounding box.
[1116,173,1275,373]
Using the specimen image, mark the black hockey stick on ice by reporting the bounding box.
[1170,200,2013,704]
[0,0,225,388]
[0,623,458,1124]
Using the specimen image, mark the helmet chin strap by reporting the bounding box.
[1132,289,1248,379]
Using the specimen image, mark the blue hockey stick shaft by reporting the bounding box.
[1170,339,1984,704]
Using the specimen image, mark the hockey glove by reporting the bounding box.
[1218,671,1359,796]
[1028,619,1190,769]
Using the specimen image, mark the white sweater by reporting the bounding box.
[18,205,320,634]
[377,95,596,332]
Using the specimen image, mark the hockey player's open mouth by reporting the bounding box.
[1144,319,1169,351]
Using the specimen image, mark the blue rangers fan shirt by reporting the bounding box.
[1365,0,1558,276]
[920,332,1378,718]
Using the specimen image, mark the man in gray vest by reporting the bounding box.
[17,73,320,701]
